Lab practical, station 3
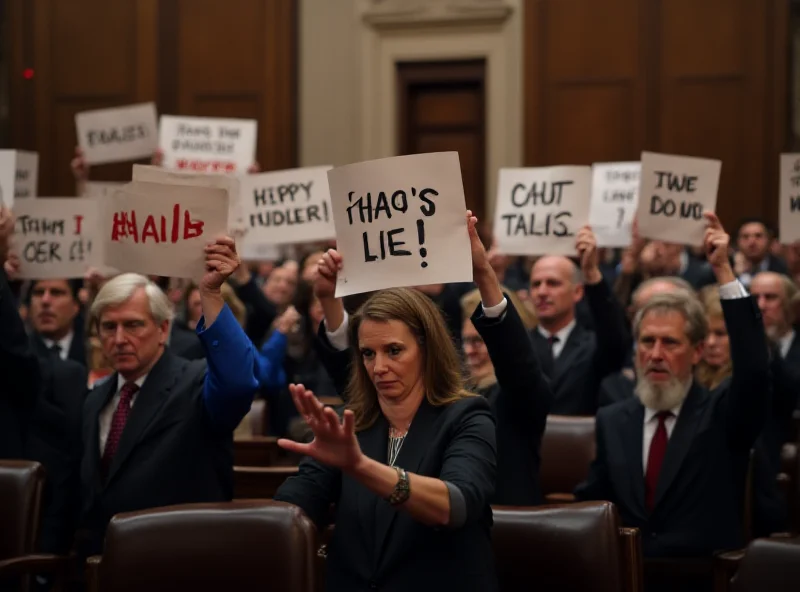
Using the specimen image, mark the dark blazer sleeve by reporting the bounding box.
[273,457,341,530]
[573,408,613,502]
[584,278,631,381]
[0,266,40,406]
[438,397,497,525]
[721,296,772,453]
[314,321,353,398]
[471,297,552,432]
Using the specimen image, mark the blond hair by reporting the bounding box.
[459,286,537,329]
[694,285,732,390]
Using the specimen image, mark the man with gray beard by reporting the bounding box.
[575,212,771,592]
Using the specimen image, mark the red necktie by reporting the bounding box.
[645,411,672,511]
[101,383,139,478]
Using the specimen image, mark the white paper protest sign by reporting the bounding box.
[0,151,16,207]
[101,181,229,280]
[15,152,38,199]
[589,162,640,248]
[83,181,125,198]
[75,103,159,165]
[240,166,335,249]
[779,154,800,244]
[326,152,472,297]
[635,152,721,246]
[131,164,244,233]
[493,166,592,256]
[12,198,99,279]
[159,115,257,175]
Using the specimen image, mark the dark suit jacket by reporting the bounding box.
[0,267,40,458]
[575,296,771,558]
[31,321,87,368]
[168,320,206,360]
[25,357,87,553]
[274,397,498,592]
[78,305,261,555]
[530,279,630,415]
[472,298,552,505]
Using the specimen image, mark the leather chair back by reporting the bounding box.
[731,536,800,592]
[540,415,596,502]
[97,500,317,592]
[492,502,639,592]
[0,460,45,561]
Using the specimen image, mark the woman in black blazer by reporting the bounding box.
[274,218,499,592]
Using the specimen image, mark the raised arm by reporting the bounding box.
[227,263,278,346]
[466,211,552,424]
[278,386,497,528]
[0,208,40,404]
[700,213,771,452]
[311,249,353,395]
[579,226,632,381]
[198,237,261,433]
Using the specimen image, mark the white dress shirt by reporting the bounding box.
[640,278,749,472]
[42,331,74,361]
[536,319,576,359]
[325,297,510,351]
[98,374,148,453]
[778,329,796,359]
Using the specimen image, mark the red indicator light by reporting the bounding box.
[23,68,34,79]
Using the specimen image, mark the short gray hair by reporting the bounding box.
[91,273,174,325]
[633,291,708,346]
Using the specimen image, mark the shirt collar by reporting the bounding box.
[537,318,576,344]
[678,250,689,275]
[42,331,74,356]
[117,374,148,393]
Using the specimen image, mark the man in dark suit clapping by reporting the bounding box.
[77,236,262,556]
[575,213,771,591]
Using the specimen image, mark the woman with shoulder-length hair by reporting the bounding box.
[273,235,499,591]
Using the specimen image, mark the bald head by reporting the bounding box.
[631,276,696,314]
[750,271,796,337]
[530,256,583,331]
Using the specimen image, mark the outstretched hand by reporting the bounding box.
[277,384,364,472]
[466,210,491,274]
[703,211,734,284]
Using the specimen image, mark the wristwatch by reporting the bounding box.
[387,467,411,505]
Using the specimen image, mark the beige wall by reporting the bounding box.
[299,0,524,217]
[299,0,361,167]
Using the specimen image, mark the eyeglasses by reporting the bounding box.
[98,320,148,338]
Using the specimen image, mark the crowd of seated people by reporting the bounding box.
[0,150,799,592]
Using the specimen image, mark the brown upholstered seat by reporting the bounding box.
[491,501,642,592]
[233,435,281,466]
[0,460,70,591]
[233,465,299,498]
[727,536,800,592]
[90,500,317,592]
[540,415,596,503]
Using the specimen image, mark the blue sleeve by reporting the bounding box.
[257,331,288,390]
[197,304,261,433]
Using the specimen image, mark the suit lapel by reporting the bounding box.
[105,352,182,484]
[552,325,585,385]
[373,400,439,567]
[531,331,555,379]
[356,415,388,571]
[619,402,647,520]
[653,384,704,509]
[86,376,118,493]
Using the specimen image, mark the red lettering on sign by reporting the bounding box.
[73,214,83,235]
[109,205,205,244]
[175,158,236,174]
[111,211,139,243]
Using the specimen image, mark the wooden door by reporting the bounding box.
[397,60,487,221]
[159,0,297,172]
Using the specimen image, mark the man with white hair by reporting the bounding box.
[575,213,771,592]
[76,236,261,556]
